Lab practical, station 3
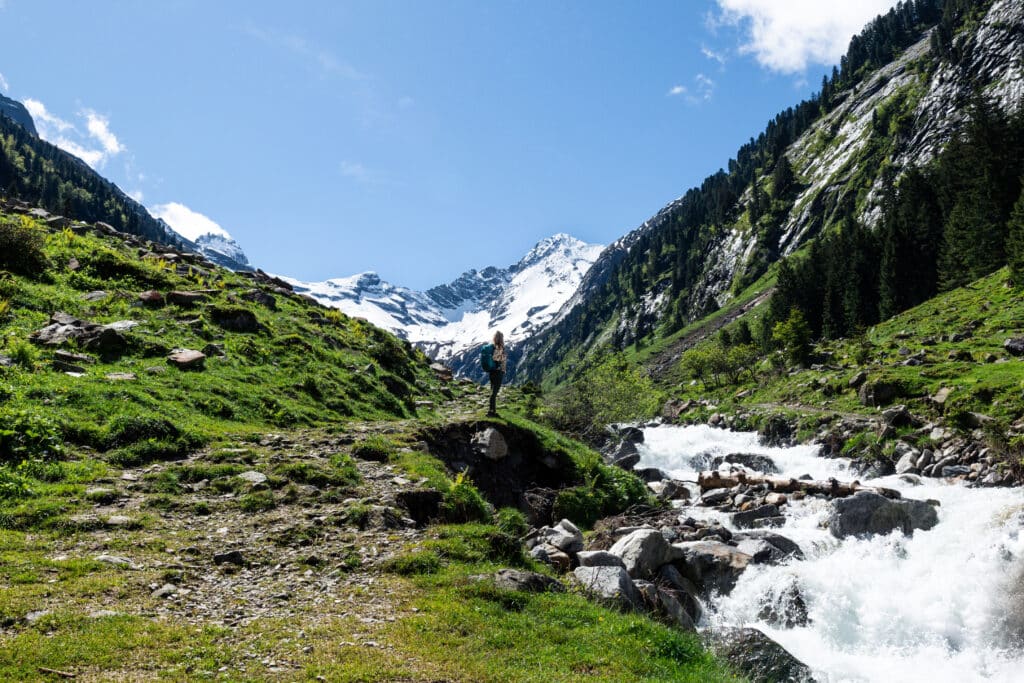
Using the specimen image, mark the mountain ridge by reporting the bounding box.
[283,233,603,377]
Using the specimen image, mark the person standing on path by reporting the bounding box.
[482,331,506,417]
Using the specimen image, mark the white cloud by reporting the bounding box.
[243,23,366,81]
[715,0,897,72]
[128,190,144,203]
[149,202,231,241]
[23,98,74,133]
[23,98,127,169]
[0,72,8,93]
[667,74,715,103]
[84,110,124,155]
[701,45,727,66]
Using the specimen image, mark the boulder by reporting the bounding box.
[711,628,815,683]
[881,404,912,427]
[732,504,781,529]
[657,587,697,631]
[209,307,261,333]
[240,289,278,310]
[828,491,938,539]
[576,550,627,569]
[758,581,810,629]
[673,541,753,595]
[732,530,804,564]
[531,519,584,555]
[661,398,694,422]
[710,453,779,473]
[894,449,920,475]
[138,290,165,307]
[166,291,208,307]
[858,380,902,407]
[396,489,443,526]
[572,566,642,610]
[472,427,508,461]
[492,569,565,593]
[609,528,684,580]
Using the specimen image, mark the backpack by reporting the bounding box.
[480,344,495,372]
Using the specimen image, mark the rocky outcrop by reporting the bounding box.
[711,628,815,683]
[0,93,38,136]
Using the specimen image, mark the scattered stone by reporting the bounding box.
[95,554,134,568]
[104,515,132,527]
[209,306,261,332]
[24,609,52,624]
[166,291,208,307]
[237,471,268,485]
[85,487,118,504]
[241,289,278,310]
[151,584,178,599]
[828,491,938,539]
[492,569,565,593]
[859,380,902,407]
[138,290,165,307]
[167,349,206,370]
[528,543,571,572]
[213,550,246,566]
[1004,337,1024,357]
[105,372,137,381]
[848,371,867,388]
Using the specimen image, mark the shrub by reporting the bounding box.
[0,409,63,463]
[496,507,529,537]
[238,491,276,512]
[351,435,398,462]
[545,353,663,441]
[553,465,650,529]
[440,471,491,523]
[0,216,48,276]
[0,467,33,500]
[7,340,37,371]
[103,415,181,449]
[382,550,442,576]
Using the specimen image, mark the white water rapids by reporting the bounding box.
[637,425,1024,683]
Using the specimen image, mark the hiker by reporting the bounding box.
[481,331,506,417]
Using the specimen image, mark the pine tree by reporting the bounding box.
[1008,183,1024,286]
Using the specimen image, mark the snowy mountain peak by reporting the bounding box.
[283,233,605,375]
[150,202,251,271]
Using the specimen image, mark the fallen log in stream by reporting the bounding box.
[697,470,901,500]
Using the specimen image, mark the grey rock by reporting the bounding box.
[1004,337,1024,356]
[213,550,246,566]
[472,427,508,461]
[151,583,178,599]
[895,449,920,474]
[609,528,684,580]
[573,565,642,610]
[492,568,565,593]
[167,349,206,369]
[732,504,780,529]
[828,491,938,539]
[576,550,627,569]
[95,554,134,568]
[711,628,814,683]
[673,541,753,595]
[237,471,268,485]
[657,588,697,631]
[711,453,779,474]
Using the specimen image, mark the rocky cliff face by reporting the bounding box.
[284,234,604,378]
[519,0,1024,382]
[0,93,37,136]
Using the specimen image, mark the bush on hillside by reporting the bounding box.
[0,216,48,276]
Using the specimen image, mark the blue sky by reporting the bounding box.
[0,0,895,289]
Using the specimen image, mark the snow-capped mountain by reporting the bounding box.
[149,202,252,271]
[282,233,604,376]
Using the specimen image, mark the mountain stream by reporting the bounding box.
[637,425,1024,682]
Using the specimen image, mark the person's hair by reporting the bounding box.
[493,331,504,348]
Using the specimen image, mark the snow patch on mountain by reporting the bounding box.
[150,201,251,271]
[282,233,604,371]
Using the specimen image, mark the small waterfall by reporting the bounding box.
[638,425,1024,683]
